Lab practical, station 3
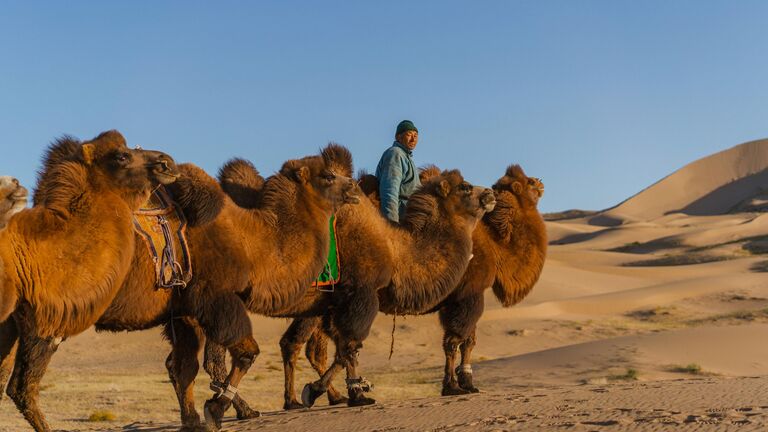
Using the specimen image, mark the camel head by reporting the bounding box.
[279,143,361,210]
[403,169,496,232]
[0,176,28,228]
[493,164,544,208]
[34,131,181,216]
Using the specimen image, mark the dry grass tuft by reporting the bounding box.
[87,410,116,422]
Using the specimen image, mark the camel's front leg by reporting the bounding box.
[204,340,260,419]
[280,317,322,410]
[6,328,59,432]
[305,326,347,405]
[0,319,18,400]
[164,318,206,431]
[201,293,260,431]
[457,328,480,393]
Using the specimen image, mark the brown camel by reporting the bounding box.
[90,144,358,432]
[285,164,547,402]
[1,143,359,431]
[0,131,180,431]
[202,162,497,410]
[0,176,28,229]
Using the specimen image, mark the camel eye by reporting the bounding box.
[115,152,131,165]
[459,183,472,193]
[323,174,336,182]
[12,178,19,186]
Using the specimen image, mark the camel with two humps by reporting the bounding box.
[0,131,180,431]
[203,162,496,410]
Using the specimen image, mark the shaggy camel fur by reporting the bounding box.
[0,163,225,412]
[203,164,496,410]
[96,144,359,432]
[0,144,359,431]
[0,176,27,229]
[288,164,547,402]
[0,131,179,431]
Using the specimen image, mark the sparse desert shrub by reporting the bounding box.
[671,363,702,375]
[609,368,639,381]
[87,410,116,422]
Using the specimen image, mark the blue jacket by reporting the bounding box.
[375,141,421,223]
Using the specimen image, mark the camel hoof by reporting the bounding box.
[347,395,376,407]
[283,400,306,410]
[235,406,261,420]
[441,386,471,396]
[301,383,324,408]
[203,399,224,431]
[328,394,349,406]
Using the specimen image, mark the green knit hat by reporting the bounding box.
[395,120,418,136]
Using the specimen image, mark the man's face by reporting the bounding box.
[397,130,419,151]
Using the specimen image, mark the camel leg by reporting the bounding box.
[438,293,484,396]
[204,340,260,419]
[164,318,205,432]
[280,317,321,410]
[6,330,59,432]
[200,293,260,431]
[300,343,344,408]
[457,329,480,393]
[0,319,18,401]
[305,326,347,405]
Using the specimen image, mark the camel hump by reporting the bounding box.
[321,142,354,177]
[418,164,441,183]
[357,171,379,198]
[164,163,226,227]
[218,158,264,209]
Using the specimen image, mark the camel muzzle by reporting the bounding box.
[342,180,361,205]
[144,151,181,185]
[480,188,496,212]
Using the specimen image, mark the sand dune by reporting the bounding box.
[590,138,768,225]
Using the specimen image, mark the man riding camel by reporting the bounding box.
[375,120,421,223]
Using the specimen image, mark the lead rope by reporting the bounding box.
[389,309,397,360]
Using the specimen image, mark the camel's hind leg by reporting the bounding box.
[305,326,347,405]
[6,328,59,432]
[438,292,484,396]
[164,318,205,432]
[0,319,18,401]
[203,340,260,419]
[199,292,260,431]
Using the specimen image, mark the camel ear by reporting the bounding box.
[512,181,523,194]
[438,179,450,198]
[81,144,95,165]
[294,166,310,184]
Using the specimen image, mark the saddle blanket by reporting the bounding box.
[133,186,192,289]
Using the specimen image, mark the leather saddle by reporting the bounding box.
[133,186,192,290]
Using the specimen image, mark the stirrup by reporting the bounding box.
[345,377,373,393]
[210,381,238,400]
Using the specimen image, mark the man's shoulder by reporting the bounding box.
[380,145,408,161]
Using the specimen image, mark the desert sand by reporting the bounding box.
[2,139,768,431]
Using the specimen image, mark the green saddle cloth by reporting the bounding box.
[313,215,339,288]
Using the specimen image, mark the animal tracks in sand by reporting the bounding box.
[100,376,768,431]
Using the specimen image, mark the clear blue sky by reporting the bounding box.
[2,1,767,213]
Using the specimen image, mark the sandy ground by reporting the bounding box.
[3,140,768,431]
[2,208,768,431]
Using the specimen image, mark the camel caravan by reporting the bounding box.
[0,127,547,432]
